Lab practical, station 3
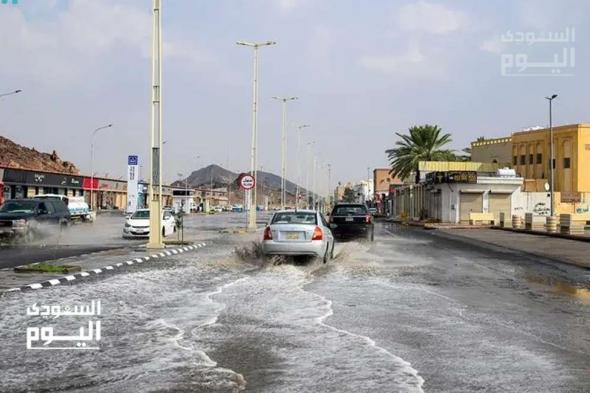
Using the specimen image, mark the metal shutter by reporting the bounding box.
[460,193,483,222]
[489,193,511,224]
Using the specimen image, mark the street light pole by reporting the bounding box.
[295,124,310,209]
[305,140,315,209]
[272,96,298,210]
[545,94,558,217]
[237,40,276,230]
[90,123,113,211]
[0,89,22,99]
[148,0,164,249]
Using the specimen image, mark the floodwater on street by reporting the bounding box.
[0,214,589,392]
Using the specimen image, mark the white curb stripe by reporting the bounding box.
[80,272,90,277]
[105,266,114,270]
[93,269,102,274]
[64,275,76,281]
[48,279,61,286]
[29,283,43,289]
[126,260,134,265]
[116,263,123,267]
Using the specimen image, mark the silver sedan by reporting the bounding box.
[261,210,335,263]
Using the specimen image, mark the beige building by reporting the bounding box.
[373,168,403,195]
[471,137,512,167]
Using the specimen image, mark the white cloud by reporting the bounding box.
[397,1,469,34]
[480,37,506,54]
[0,0,213,87]
[359,41,448,79]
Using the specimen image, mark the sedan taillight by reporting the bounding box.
[263,226,273,240]
[312,226,323,240]
[365,215,372,224]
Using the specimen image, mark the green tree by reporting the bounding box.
[385,124,455,183]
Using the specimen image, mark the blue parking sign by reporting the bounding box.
[128,155,138,165]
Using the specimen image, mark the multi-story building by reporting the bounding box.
[471,123,590,214]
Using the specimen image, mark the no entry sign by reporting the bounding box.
[239,174,255,190]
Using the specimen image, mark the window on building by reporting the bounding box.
[563,157,571,169]
[536,153,542,164]
[529,154,534,164]
[513,156,518,165]
[520,155,526,165]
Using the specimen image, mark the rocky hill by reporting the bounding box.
[0,135,79,174]
[172,164,305,195]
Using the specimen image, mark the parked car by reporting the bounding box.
[122,208,176,239]
[0,198,71,241]
[329,203,374,241]
[261,210,335,263]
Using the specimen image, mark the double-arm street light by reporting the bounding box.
[90,123,113,210]
[236,40,276,230]
[295,124,310,209]
[0,89,22,99]
[273,96,298,209]
[545,94,558,217]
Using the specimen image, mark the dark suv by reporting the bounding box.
[0,198,71,240]
[329,203,374,241]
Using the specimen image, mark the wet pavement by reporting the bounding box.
[0,215,588,392]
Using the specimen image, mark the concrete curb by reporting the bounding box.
[2,242,207,294]
[492,226,590,243]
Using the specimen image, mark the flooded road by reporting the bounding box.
[0,216,589,392]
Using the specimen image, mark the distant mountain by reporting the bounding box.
[172,164,307,195]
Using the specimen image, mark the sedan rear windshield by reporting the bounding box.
[333,205,367,216]
[272,212,317,225]
[0,200,37,213]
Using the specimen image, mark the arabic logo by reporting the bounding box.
[499,27,575,77]
[26,300,102,350]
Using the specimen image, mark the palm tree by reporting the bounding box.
[385,124,455,183]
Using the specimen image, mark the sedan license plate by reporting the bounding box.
[345,217,354,222]
[286,232,300,240]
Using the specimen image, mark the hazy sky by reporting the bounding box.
[0,0,588,187]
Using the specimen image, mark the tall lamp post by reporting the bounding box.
[295,124,310,209]
[305,140,315,209]
[272,96,298,209]
[0,89,22,99]
[148,0,164,249]
[90,123,113,211]
[545,94,558,217]
[236,40,276,230]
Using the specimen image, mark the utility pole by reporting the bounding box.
[237,40,276,230]
[148,0,163,249]
[272,96,298,210]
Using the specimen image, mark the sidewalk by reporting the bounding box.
[436,228,590,269]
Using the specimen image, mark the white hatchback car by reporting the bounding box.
[122,209,176,239]
[261,210,335,263]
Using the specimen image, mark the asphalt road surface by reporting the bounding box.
[0,216,588,392]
